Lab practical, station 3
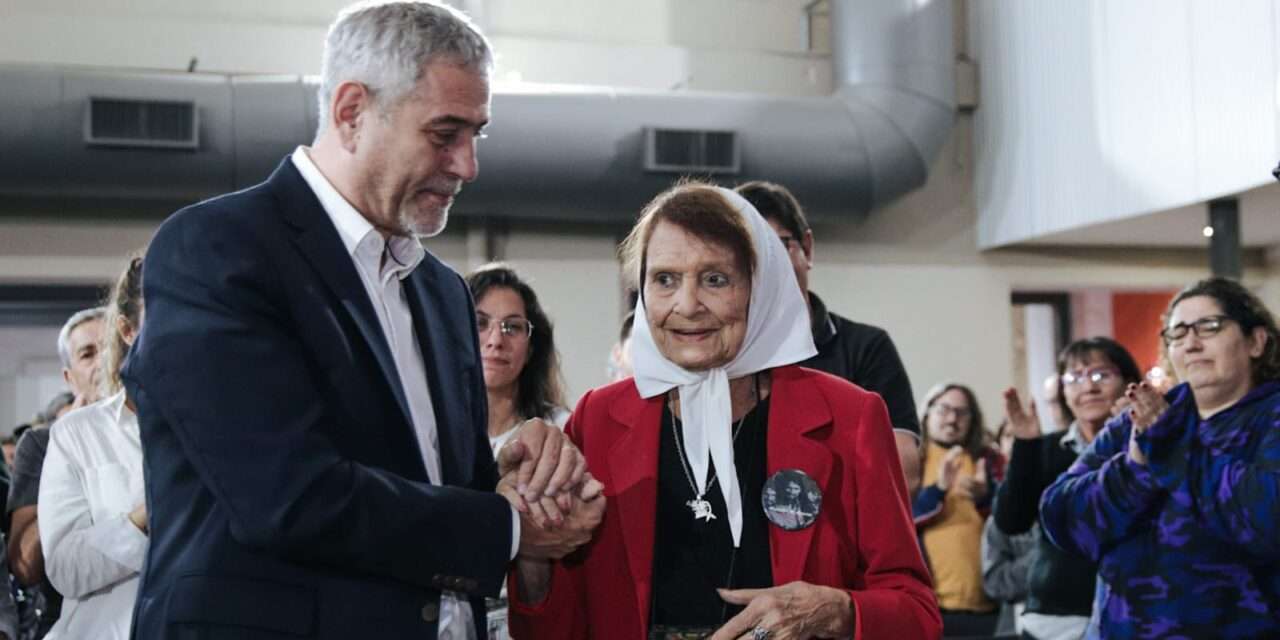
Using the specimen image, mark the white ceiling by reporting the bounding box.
[1022,180,1280,248]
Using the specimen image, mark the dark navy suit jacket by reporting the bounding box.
[121,158,511,639]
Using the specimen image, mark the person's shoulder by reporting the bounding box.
[13,423,51,460]
[152,179,282,250]
[780,364,878,401]
[584,378,644,407]
[827,311,892,343]
[47,397,116,448]
[574,378,647,423]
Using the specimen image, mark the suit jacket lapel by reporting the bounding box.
[606,391,663,624]
[272,159,416,446]
[403,266,477,488]
[766,368,833,584]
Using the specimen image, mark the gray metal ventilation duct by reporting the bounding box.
[0,0,953,222]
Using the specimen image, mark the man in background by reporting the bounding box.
[736,181,923,493]
[8,307,105,639]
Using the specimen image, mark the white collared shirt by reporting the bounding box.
[1059,421,1088,455]
[293,147,515,639]
[292,147,443,485]
[39,391,148,640]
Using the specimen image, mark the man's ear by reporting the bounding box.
[800,229,815,269]
[330,81,374,153]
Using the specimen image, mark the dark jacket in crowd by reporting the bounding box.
[802,292,920,436]
[993,430,1096,617]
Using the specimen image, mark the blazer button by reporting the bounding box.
[421,601,440,623]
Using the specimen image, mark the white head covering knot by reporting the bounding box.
[629,186,816,546]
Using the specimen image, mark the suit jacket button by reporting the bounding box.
[421,602,440,622]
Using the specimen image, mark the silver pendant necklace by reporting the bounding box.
[669,375,757,523]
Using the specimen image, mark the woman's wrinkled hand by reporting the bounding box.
[709,581,854,640]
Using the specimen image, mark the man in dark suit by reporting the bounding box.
[121,3,603,638]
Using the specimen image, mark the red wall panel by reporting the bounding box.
[1111,291,1176,371]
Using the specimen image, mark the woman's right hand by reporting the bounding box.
[1002,387,1042,440]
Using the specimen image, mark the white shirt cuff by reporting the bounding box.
[510,503,521,561]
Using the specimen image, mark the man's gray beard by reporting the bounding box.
[400,204,449,239]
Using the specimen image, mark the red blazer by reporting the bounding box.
[509,365,941,640]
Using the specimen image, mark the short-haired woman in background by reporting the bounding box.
[1041,277,1280,637]
[996,336,1141,639]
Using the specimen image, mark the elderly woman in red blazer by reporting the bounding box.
[509,182,940,640]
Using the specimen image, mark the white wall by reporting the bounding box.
[2,0,1276,429]
[0,326,64,433]
[0,0,830,96]
[971,0,1280,249]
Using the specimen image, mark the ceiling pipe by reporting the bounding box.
[0,0,954,223]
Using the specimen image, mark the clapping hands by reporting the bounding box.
[937,446,989,502]
[1125,381,1169,466]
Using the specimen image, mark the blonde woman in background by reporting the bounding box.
[38,253,147,639]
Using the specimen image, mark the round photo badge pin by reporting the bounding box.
[762,468,821,531]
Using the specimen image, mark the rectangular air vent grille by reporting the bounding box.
[644,128,740,174]
[85,97,199,149]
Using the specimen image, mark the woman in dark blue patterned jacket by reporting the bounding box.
[1041,277,1280,638]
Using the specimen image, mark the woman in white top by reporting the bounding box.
[466,264,570,454]
[465,263,569,640]
[39,254,146,639]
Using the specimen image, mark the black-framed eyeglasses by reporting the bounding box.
[929,402,971,419]
[776,235,802,252]
[477,315,534,339]
[1160,315,1230,346]
[1061,367,1119,387]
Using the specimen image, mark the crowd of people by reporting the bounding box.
[2,2,1278,639]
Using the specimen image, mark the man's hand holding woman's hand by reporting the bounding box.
[495,418,605,559]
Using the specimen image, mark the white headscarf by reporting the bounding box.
[630,186,817,546]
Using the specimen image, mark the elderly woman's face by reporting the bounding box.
[644,221,750,371]
[1166,295,1264,404]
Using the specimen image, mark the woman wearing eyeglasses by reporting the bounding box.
[912,383,1006,637]
[466,263,569,640]
[467,264,570,456]
[1041,277,1280,638]
[995,337,1141,640]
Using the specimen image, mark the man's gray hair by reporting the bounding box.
[56,307,106,368]
[316,1,493,136]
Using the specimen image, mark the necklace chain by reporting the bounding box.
[668,374,760,504]
[670,410,748,498]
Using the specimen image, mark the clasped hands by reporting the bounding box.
[496,419,605,560]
